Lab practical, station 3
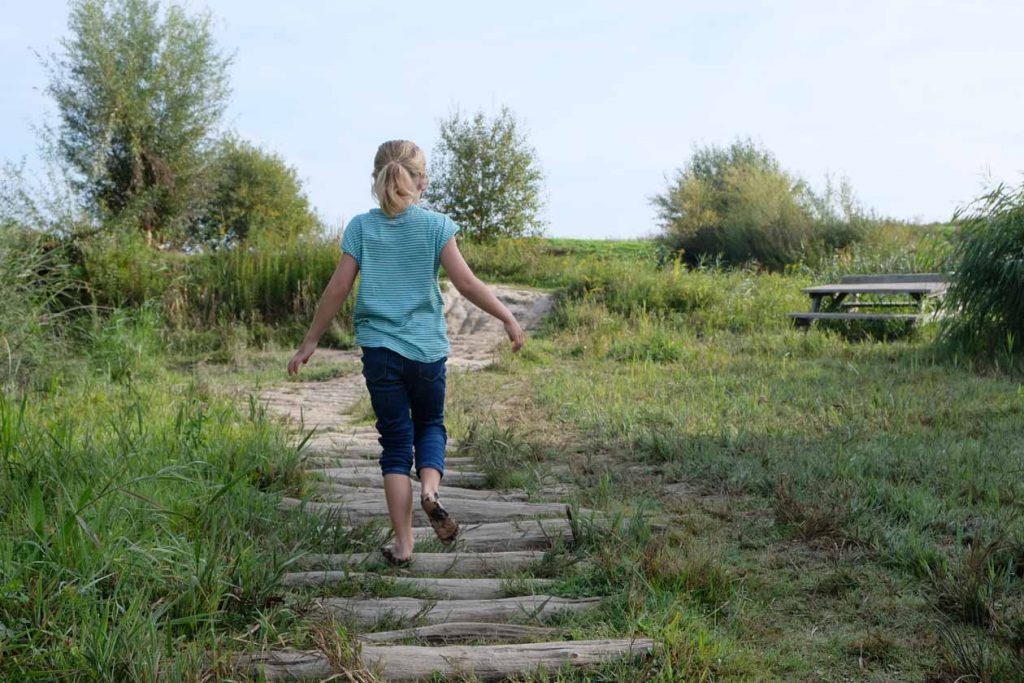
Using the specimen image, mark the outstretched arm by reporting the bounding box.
[287,253,360,375]
[440,237,525,351]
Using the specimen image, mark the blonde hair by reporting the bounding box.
[372,140,426,217]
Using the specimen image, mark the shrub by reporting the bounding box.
[195,136,322,246]
[941,182,1024,358]
[652,139,870,270]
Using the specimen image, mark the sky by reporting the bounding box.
[2,0,1023,238]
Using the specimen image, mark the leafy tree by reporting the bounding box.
[44,0,231,245]
[424,106,545,241]
[652,138,867,270]
[196,137,321,246]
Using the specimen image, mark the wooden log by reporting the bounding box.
[231,638,653,682]
[311,480,528,502]
[313,595,601,628]
[283,497,572,526]
[356,621,563,644]
[308,467,489,488]
[429,519,573,552]
[361,639,655,681]
[228,650,333,681]
[283,572,554,599]
[292,550,546,575]
[277,519,572,552]
[301,456,475,469]
[302,437,461,457]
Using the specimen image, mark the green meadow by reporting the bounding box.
[4,226,1022,680]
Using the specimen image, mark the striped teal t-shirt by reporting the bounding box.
[341,205,459,362]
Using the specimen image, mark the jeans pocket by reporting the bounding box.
[417,357,447,382]
[361,347,389,383]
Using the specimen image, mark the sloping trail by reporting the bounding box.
[235,286,653,682]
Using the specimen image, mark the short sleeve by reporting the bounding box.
[341,216,362,264]
[436,215,460,257]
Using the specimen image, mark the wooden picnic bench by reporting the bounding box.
[788,273,949,328]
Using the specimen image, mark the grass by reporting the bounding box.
[0,318,384,679]
[5,230,1023,680]
[411,233,1021,680]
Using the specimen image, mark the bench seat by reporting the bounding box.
[787,312,922,324]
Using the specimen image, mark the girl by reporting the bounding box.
[287,140,526,564]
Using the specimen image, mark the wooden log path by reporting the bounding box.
[231,287,653,681]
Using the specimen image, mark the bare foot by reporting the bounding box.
[421,492,460,544]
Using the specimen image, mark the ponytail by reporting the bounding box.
[371,140,427,217]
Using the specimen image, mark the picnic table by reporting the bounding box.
[788,273,949,328]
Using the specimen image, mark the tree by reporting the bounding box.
[45,0,231,245]
[424,106,545,241]
[653,139,832,271]
[196,137,321,246]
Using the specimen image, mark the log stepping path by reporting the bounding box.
[235,287,653,681]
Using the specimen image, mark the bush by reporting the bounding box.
[652,139,870,271]
[941,182,1024,358]
[195,136,321,246]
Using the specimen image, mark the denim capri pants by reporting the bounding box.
[359,346,447,478]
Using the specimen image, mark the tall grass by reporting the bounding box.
[0,223,77,389]
[0,357,319,678]
[80,235,351,354]
[941,182,1024,360]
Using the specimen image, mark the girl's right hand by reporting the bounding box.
[504,319,526,352]
[287,341,317,375]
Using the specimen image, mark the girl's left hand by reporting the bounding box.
[287,341,317,375]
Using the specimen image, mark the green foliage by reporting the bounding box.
[810,222,955,282]
[652,139,870,270]
[196,136,321,246]
[45,0,231,243]
[424,106,545,241]
[84,304,165,382]
[77,235,348,352]
[80,230,181,307]
[172,237,349,347]
[0,370,338,679]
[0,223,77,390]
[941,182,1024,359]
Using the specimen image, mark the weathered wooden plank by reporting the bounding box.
[312,595,601,628]
[302,437,461,457]
[231,638,653,681]
[430,519,573,551]
[282,572,554,599]
[311,480,528,502]
[292,550,546,575]
[308,467,489,488]
[360,639,655,681]
[788,312,922,322]
[283,497,572,526]
[356,621,563,644]
[301,456,476,469]
[801,282,946,295]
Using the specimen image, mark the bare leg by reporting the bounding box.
[419,467,442,499]
[383,474,414,560]
[419,467,460,543]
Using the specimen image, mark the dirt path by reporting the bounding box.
[234,286,652,681]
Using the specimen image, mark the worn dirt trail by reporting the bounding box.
[233,286,653,681]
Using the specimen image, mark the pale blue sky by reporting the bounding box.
[2,1,1023,238]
